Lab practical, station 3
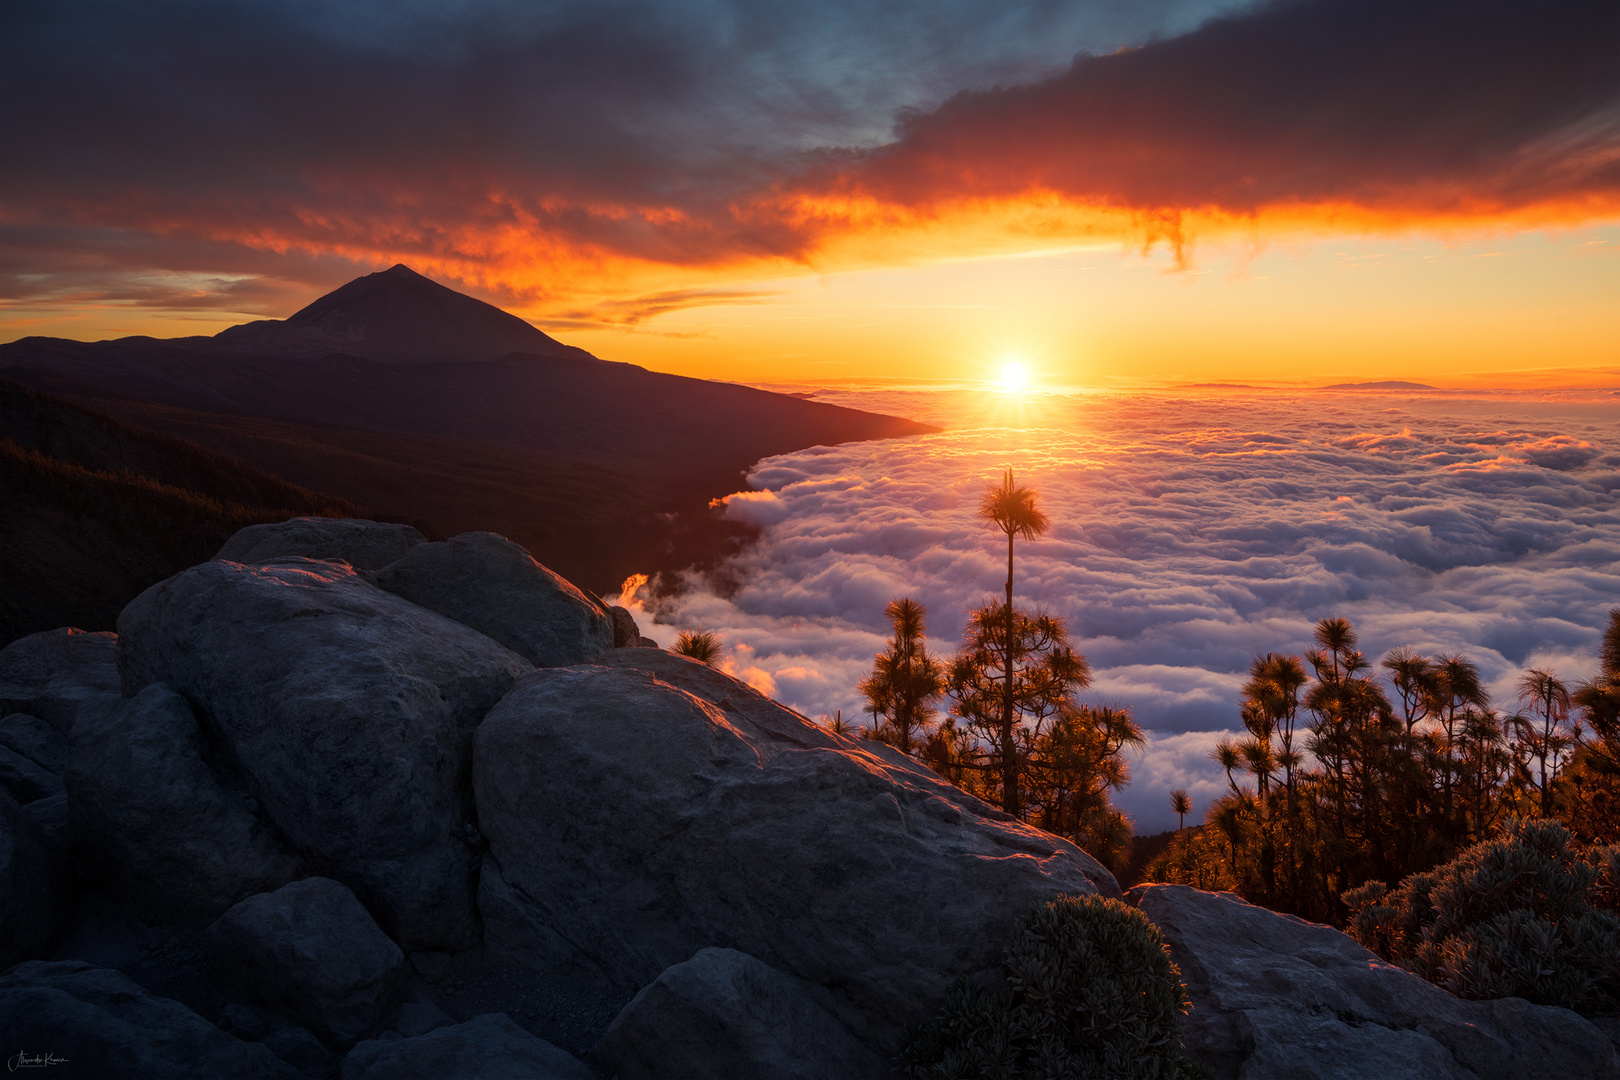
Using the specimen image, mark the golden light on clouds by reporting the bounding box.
[3,1,1616,388]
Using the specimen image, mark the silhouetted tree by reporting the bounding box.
[1171,789,1192,831]
[859,597,945,755]
[1568,611,1620,842]
[1513,668,1574,817]
[1148,613,1620,926]
[976,468,1051,816]
[1209,738,1243,795]
[947,603,1089,816]
[1025,703,1143,868]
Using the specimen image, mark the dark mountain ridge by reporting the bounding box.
[211,264,588,363]
[0,264,934,463]
[0,265,937,621]
[0,344,931,470]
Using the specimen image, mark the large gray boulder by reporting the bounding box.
[0,711,68,774]
[117,557,532,950]
[0,961,299,1079]
[475,651,1119,1050]
[217,1002,336,1076]
[215,516,425,570]
[20,791,71,850]
[0,628,119,735]
[67,684,300,925]
[208,877,407,1047]
[0,742,63,805]
[1,790,74,969]
[595,947,891,1080]
[374,531,614,666]
[608,605,643,649]
[1130,883,1620,1080]
[342,1013,596,1080]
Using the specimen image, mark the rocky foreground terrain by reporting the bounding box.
[2,518,1616,1079]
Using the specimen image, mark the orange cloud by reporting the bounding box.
[2,1,1616,329]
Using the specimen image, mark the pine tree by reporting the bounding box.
[1171,789,1192,831]
[1568,610,1620,842]
[947,602,1090,817]
[975,469,1051,816]
[858,597,945,755]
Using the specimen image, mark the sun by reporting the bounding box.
[998,360,1029,391]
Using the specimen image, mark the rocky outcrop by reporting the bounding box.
[0,961,299,1078]
[341,1013,596,1080]
[0,628,119,735]
[0,742,62,805]
[15,516,1619,1077]
[608,605,643,648]
[20,791,70,850]
[595,947,891,1080]
[1,791,74,969]
[116,556,531,950]
[395,1000,456,1037]
[217,1003,336,1076]
[214,516,425,570]
[374,531,614,666]
[474,651,1118,1049]
[207,877,407,1047]
[67,684,300,925]
[1130,883,1620,1080]
[0,711,67,774]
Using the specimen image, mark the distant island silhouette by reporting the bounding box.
[1320,380,1436,390]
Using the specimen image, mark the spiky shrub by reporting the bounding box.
[1345,818,1620,1015]
[672,629,722,665]
[901,895,1207,1080]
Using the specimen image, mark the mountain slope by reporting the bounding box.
[0,265,935,462]
[0,264,938,630]
[0,372,762,601]
[0,379,364,645]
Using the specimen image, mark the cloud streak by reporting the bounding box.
[626,388,1620,831]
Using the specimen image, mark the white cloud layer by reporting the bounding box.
[616,387,1620,832]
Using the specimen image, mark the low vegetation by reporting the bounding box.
[673,629,722,665]
[901,894,1206,1080]
[1346,818,1619,1016]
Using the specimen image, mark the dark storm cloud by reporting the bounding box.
[2,0,752,260]
[0,1,1243,286]
[3,1,1613,318]
[817,1,1620,221]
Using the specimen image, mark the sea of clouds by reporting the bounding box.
[613,387,1620,832]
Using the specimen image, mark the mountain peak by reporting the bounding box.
[213,264,586,364]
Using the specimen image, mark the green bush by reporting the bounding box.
[1345,818,1620,1015]
[901,894,1207,1080]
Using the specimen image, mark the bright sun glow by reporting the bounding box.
[998,360,1029,391]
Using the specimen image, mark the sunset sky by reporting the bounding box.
[3,0,1617,386]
